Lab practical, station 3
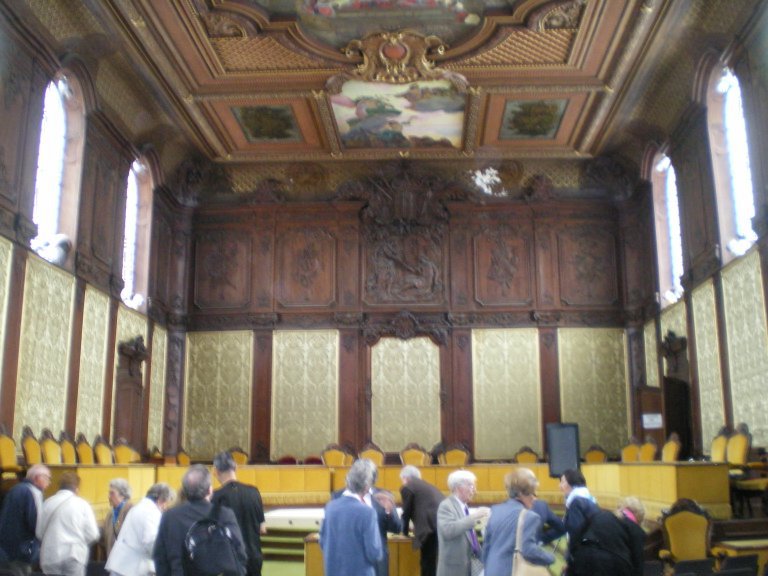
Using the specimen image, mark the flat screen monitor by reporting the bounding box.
[546,423,580,478]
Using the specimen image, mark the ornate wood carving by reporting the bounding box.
[194,230,252,309]
[473,224,534,306]
[114,336,149,450]
[276,226,336,307]
[363,311,449,346]
[557,225,618,307]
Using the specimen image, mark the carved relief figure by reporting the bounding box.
[487,235,518,294]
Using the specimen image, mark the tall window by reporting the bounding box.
[121,158,152,310]
[31,73,85,266]
[708,67,756,261]
[653,154,684,306]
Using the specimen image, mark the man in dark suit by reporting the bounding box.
[153,464,247,576]
[400,465,445,576]
[213,451,267,576]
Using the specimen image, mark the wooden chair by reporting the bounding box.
[94,435,114,464]
[21,426,42,466]
[229,447,249,465]
[399,443,430,466]
[40,428,62,464]
[76,433,95,464]
[639,440,658,462]
[321,443,353,466]
[710,433,729,463]
[438,444,470,466]
[114,438,141,464]
[513,446,539,464]
[621,442,641,462]
[584,445,608,463]
[0,424,23,478]
[726,433,750,471]
[658,499,713,565]
[662,438,682,463]
[360,442,386,466]
[176,448,191,466]
[60,431,77,464]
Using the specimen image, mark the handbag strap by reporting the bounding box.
[514,508,528,553]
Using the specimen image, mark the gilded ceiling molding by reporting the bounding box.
[529,0,588,31]
[327,31,469,93]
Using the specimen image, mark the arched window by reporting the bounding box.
[31,72,85,267]
[652,153,684,306]
[707,67,756,261]
[121,158,153,310]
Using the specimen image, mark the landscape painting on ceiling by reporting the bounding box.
[498,99,568,140]
[331,80,466,150]
[233,105,302,142]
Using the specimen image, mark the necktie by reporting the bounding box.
[464,505,480,555]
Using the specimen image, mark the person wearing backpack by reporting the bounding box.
[153,464,247,576]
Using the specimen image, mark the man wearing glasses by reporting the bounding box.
[0,464,52,570]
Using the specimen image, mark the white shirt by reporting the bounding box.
[105,497,163,576]
[36,489,100,568]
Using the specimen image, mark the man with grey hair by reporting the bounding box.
[212,451,266,576]
[400,465,444,576]
[153,464,246,576]
[102,478,133,556]
[0,463,51,568]
[320,459,383,576]
[106,483,176,576]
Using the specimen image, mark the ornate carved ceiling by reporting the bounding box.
[10,0,761,200]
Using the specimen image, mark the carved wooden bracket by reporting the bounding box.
[363,311,449,346]
[117,336,149,377]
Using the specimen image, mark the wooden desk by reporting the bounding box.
[305,532,420,576]
[712,539,768,573]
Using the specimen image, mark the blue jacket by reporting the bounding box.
[0,479,41,562]
[531,499,565,544]
[320,495,383,576]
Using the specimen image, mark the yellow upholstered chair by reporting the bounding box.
[399,443,430,466]
[114,439,141,464]
[75,433,95,464]
[321,444,353,467]
[514,446,539,464]
[710,433,728,463]
[176,448,191,466]
[658,499,712,564]
[21,426,41,466]
[229,447,249,465]
[638,441,658,462]
[584,445,608,463]
[726,433,750,469]
[621,442,640,462]
[59,431,77,465]
[661,439,681,462]
[0,426,23,478]
[360,442,386,466]
[94,436,114,464]
[39,428,62,464]
[439,444,470,466]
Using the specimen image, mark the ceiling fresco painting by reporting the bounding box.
[233,105,302,143]
[499,99,568,140]
[331,80,466,150]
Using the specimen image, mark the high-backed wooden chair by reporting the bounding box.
[399,443,430,466]
[639,440,658,462]
[584,445,608,463]
[229,447,249,465]
[94,435,114,464]
[0,425,23,478]
[21,426,41,466]
[59,431,77,464]
[40,428,62,464]
[176,448,191,466]
[359,442,386,466]
[321,443,353,466]
[658,499,712,565]
[75,433,95,464]
[726,433,750,471]
[514,446,539,464]
[114,438,141,464]
[621,442,640,462]
[438,444,470,466]
[662,438,681,462]
[710,433,729,463]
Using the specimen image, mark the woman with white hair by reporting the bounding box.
[436,470,490,576]
[101,478,133,556]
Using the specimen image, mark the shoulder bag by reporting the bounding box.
[511,509,550,576]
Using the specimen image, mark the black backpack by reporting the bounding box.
[183,504,243,576]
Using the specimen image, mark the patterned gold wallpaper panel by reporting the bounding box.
[559,328,628,457]
[721,251,768,447]
[691,279,725,449]
[147,326,167,452]
[644,320,659,388]
[14,256,75,440]
[472,329,540,460]
[371,337,441,453]
[185,331,253,459]
[660,300,688,379]
[0,237,12,399]
[271,330,338,461]
[76,286,110,441]
[111,304,149,439]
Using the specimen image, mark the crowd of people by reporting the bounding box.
[1,457,648,576]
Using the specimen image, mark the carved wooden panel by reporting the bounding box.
[621,192,655,310]
[193,230,252,309]
[276,226,336,308]
[473,223,534,307]
[151,210,173,311]
[557,225,618,307]
[252,226,274,310]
